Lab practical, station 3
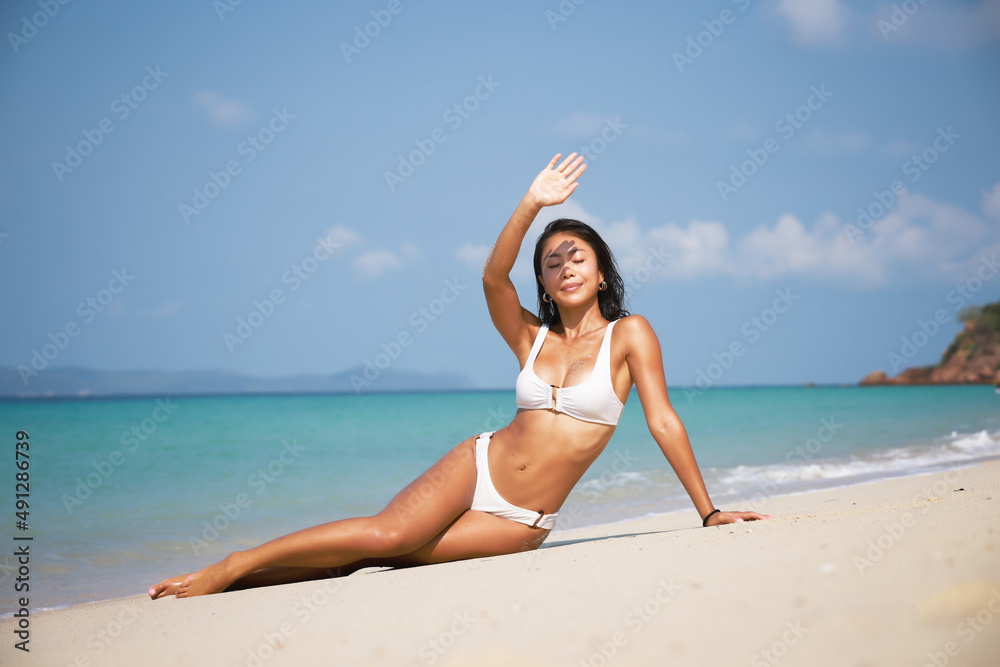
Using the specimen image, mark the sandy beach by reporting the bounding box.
[3,458,999,667]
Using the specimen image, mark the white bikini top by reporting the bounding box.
[515,319,624,426]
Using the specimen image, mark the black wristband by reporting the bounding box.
[702,508,721,527]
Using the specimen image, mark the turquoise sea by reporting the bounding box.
[1,385,998,613]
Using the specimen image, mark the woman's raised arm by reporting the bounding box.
[482,153,587,356]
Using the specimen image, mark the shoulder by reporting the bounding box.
[612,314,657,341]
[611,314,662,358]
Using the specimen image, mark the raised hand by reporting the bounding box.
[527,153,587,207]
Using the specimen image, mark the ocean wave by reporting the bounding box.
[567,429,1000,515]
[577,471,655,494]
[716,429,1000,487]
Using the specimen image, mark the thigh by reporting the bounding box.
[389,509,552,566]
[373,434,480,546]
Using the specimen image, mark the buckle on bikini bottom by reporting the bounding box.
[531,512,547,529]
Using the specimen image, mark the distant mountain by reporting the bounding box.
[860,299,1000,386]
[0,365,477,399]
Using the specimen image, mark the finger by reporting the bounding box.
[556,152,578,172]
[548,153,562,169]
[565,161,587,183]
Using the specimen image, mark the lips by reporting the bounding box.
[562,283,582,292]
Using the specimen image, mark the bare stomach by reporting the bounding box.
[487,409,616,513]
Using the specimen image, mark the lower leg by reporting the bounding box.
[175,515,400,597]
[227,564,355,591]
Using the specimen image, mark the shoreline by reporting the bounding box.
[3,453,999,617]
[3,459,999,665]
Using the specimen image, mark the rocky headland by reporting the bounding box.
[860,299,1000,386]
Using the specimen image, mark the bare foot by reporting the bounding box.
[148,573,194,599]
[176,556,242,598]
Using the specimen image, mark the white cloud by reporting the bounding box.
[353,249,403,280]
[146,301,182,319]
[872,0,1000,50]
[553,112,612,138]
[646,221,733,279]
[400,241,421,261]
[460,184,1000,289]
[324,224,364,249]
[983,183,1000,220]
[319,224,419,281]
[456,243,489,270]
[774,0,852,46]
[193,91,255,128]
[768,0,1000,51]
[459,199,603,284]
[537,185,999,288]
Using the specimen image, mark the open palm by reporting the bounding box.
[528,153,587,207]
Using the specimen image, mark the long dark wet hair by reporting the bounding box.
[532,218,630,326]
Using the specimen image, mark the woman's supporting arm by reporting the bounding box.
[622,315,771,526]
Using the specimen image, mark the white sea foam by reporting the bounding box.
[717,429,1000,487]
[578,471,655,494]
[562,428,1000,531]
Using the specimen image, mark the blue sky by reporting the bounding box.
[1,0,999,391]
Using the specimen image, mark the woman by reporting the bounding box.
[149,152,769,599]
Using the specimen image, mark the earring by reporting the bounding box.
[598,280,607,291]
[542,292,553,303]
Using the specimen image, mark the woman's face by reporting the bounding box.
[538,233,604,306]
